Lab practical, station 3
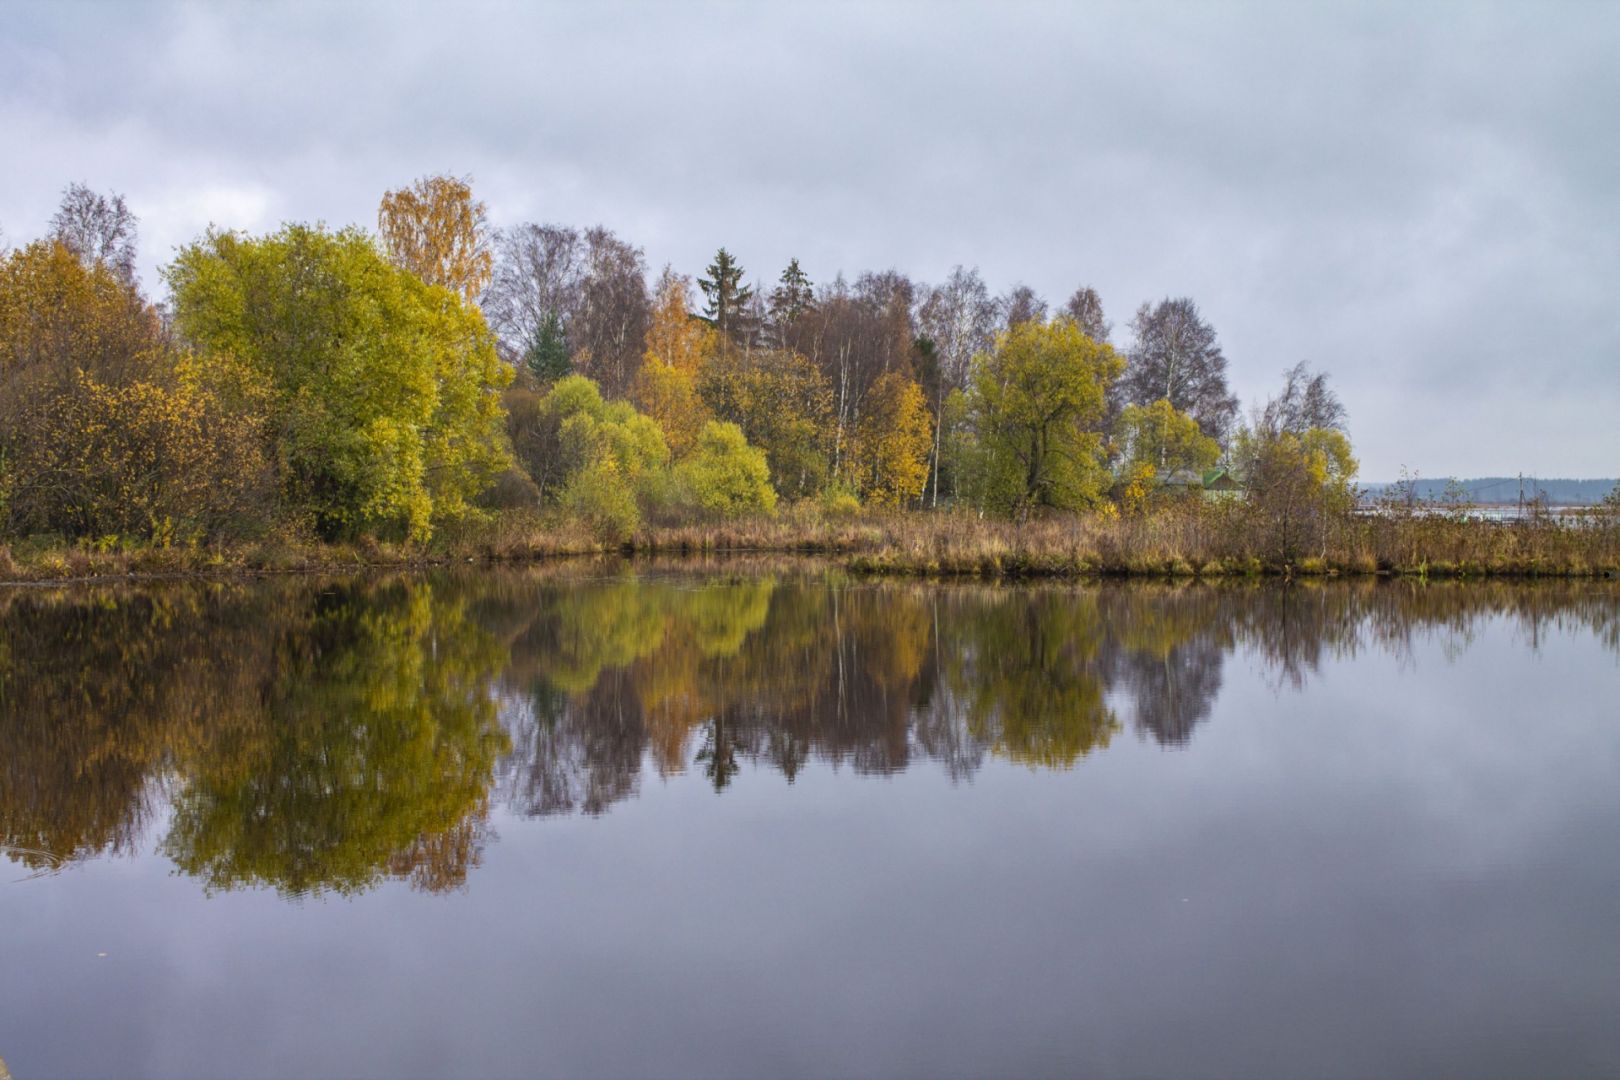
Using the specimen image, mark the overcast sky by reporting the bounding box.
[3,1,1616,479]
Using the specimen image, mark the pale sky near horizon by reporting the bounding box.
[3,0,1615,480]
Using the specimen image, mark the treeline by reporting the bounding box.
[0,176,1361,551]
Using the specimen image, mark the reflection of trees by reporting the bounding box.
[0,587,271,868]
[0,579,507,896]
[164,583,509,897]
[4,569,1616,886]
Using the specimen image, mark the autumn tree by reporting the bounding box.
[536,374,670,540]
[484,223,649,395]
[675,420,778,518]
[698,348,834,500]
[698,247,753,343]
[484,223,583,365]
[642,268,714,374]
[1234,364,1357,562]
[964,318,1123,515]
[631,269,716,457]
[377,174,494,303]
[797,270,918,482]
[49,183,139,285]
[1259,361,1347,435]
[916,266,998,505]
[1115,398,1220,474]
[1123,297,1238,441]
[166,224,512,541]
[632,361,709,458]
[851,372,933,507]
[572,227,650,396]
[0,241,267,540]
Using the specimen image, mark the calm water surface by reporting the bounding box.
[2,564,1618,1079]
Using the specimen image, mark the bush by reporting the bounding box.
[674,421,777,519]
[562,459,641,543]
[2,368,271,543]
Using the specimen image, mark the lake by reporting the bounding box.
[2,564,1618,1079]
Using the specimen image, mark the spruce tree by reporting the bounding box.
[769,257,814,324]
[523,310,571,383]
[698,247,753,341]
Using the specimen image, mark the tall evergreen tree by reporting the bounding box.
[698,247,753,341]
[768,257,814,333]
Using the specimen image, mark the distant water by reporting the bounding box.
[3,565,1618,1079]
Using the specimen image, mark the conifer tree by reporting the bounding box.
[698,247,753,341]
[524,310,570,383]
[768,258,814,328]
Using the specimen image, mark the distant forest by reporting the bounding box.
[1362,477,1619,505]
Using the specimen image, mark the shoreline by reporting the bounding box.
[2,510,1616,587]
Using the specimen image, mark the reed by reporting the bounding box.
[0,501,1614,585]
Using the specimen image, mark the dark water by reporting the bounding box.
[2,564,1618,1080]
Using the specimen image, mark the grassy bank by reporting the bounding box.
[3,503,1616,586]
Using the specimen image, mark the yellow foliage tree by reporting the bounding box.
[631,360,710,458]
[377,174,494,303]
[643,270,716,375]
[851,372,933,507]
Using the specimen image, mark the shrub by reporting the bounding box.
[674,421,777,519]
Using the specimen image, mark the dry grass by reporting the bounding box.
[1,502,1615,585]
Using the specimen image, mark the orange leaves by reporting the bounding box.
[377,174,494,304]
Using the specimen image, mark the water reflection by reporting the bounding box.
[1,566,1615,897]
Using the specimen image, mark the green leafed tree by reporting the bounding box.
[165,224,512,542]
[1115,398,1220,474]
[675,420,778,518]
[537,374,670,540]
[963,318,1123,515]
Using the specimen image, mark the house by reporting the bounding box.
[1201,467,1245,500]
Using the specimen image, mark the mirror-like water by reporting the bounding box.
[2,564,1618,1079]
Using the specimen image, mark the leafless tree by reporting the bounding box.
[49,183,139,285]
[572,226,649,397]
[1123,297,1239,441]
[1061,286,1110,343]
[1000,283,1047,329]
[1260,361,1346,435]
[916,266,998,505]
[483,223,583,360]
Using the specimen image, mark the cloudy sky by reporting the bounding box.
[3,1,1615,479]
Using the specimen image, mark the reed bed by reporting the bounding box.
[1,502,1615,585]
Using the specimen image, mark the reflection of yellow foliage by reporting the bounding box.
[952,591,1121,768]
[164,582,510,897]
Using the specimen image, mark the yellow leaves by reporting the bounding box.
[1118,461,1158,516]
[377,174,493,304]
[630,360,710,458]
[851,372,932,507]
[0,241,161,382]
[643,273,716,375]
[1116,398,1220,474]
